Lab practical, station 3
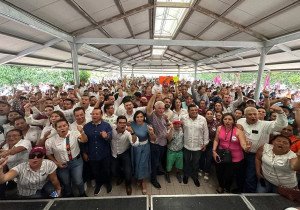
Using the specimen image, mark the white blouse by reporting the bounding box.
[262,143,298,188]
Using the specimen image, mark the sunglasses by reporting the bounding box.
[29,153,44,159]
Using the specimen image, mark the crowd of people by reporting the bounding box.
[0,76,299,199]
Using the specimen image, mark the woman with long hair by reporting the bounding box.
[212,113,249,193]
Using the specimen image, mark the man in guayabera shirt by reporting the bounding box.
[237,106,287,193]
[146,93,169,189]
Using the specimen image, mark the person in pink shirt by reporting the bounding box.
[213,113,250,193]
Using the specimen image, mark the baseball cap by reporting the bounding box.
[172,120,182,125]
[30,146,46,155]
[163,83,169,87]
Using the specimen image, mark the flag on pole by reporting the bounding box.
[263,72,270,89]
[213,75,222,85]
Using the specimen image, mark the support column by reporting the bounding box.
[254,48,267,101]
[119,61,123,79]
[194,62,198,80]
[69,40,80,86]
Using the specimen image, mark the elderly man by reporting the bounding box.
[237,106,288,193]
[180,104,209,187]
[146,93,169,189]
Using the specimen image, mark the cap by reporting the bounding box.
[30,146,46,155]
[163,83,169,87]
[246,99,256,103]
[172,120,182,125]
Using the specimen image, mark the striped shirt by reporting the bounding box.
[12,159,57,196]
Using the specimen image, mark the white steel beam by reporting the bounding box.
[265,30,300,48]
[0,0,120,65]
[125,61,193,66]
[0,1,72,42]
[70,41,80,86]
[156,2,191,8]
[76,38,263,48]
[80,44,120,63]
[0,38,62,65]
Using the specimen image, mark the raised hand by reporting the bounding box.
[100,131,108,139]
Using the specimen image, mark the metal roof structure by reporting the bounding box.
[0,0,300,79]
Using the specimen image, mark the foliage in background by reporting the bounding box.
[0,65,90,86]
[196,71,300,88]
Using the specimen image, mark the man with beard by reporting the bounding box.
[163,97,173,121]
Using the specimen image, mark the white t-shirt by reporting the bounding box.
[24,126,42,144]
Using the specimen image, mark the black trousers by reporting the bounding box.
[150,143,167,181]
[111,149,132,186]
[90,156,111,186]
[216,160,245,192]
[183,148,202,179]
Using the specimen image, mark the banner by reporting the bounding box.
[159,76,179,85]
[213,75,222,85]
[263,72,270,90]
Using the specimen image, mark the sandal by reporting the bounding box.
[142,189,147,195]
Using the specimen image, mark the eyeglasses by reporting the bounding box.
[29,153,44,159]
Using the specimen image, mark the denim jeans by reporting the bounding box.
[150,143,167,182]
[256,179,277,193]
[243,152,257,193]
[18,181,55,199]
[199,141,213,173]
[57,156,84,197]
[183,148,202,179]
[111,148,132,186]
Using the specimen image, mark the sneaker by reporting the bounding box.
[106,183,112,193]
[165,173,171,183]
[126,185,132,195]
[151,180,161,189]
[84,182,88,191]
[116,178,124,186]
[176,173,182,183]
[94,184,102,195]
[192,177,200,187]
[198,170,203,177]
[183,176,188,184]
[203,173,209,182]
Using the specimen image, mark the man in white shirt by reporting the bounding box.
[14,117,42,145]
[80,95,93,122]
[180,104,209,187]
[0,100,10,126]
[111,116,138,195]
[237,106,288,193]
[222,87,243,113]
[103,104,118,126]
[152,79,162,94]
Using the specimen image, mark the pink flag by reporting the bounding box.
[263,73,270,89]
[213,75,222,85]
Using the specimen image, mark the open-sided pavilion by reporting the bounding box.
[0,0,300,101]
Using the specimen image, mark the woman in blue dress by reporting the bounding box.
[130,110,156,194]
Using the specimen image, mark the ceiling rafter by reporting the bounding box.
[114,0,141,53]
[163,0,202,60]
[193,5,268,41]
[66,0,132,59]
[72,3,154,36]
[167,48,195,61]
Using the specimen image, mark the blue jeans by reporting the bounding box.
[57,156,84,197]
[243,153,257,193]
[256,179,277,193]
[19,181,55,199]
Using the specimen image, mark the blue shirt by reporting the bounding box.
[83,121,112,161]
[131,122,149,142]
